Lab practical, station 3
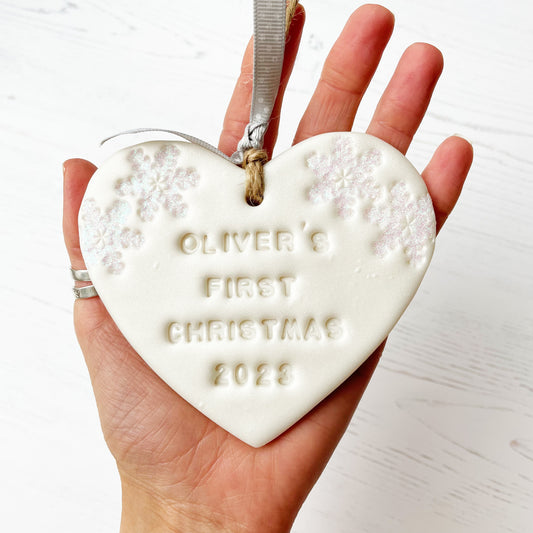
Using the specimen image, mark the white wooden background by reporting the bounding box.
[1,0,532,531]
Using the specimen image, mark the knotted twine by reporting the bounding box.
[239,0,300,206]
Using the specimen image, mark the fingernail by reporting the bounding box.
[452,133,472,145]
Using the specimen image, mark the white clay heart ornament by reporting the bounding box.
[79,132,435,447]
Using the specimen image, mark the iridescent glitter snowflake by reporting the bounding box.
[115,145,200,222]
[367,183,435,266]
[79,198,144,274]
[307,137,382,218]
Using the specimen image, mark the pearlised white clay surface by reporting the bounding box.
[79,132,435,447]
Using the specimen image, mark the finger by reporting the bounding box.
[63,158,108,328]
[293,4,394,144]
[63,158,97,270]
[422,135,473,233]
[366,42,443,154]
[218,5,305,158]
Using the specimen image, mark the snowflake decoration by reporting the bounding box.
[366,183,435,266]
[79,198,144,274]
[115,145,200,222]
[307,137,382,218]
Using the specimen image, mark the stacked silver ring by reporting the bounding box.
[71,268,98,299]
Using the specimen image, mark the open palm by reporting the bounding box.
[63,5,472,532]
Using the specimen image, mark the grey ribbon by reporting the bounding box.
[101,128,233,163]
[231,0,287,164]
[101,0,287,166]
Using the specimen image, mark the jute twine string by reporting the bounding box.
[243,0,299,206]
[284,0,299,34]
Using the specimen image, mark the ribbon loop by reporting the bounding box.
[101,128,234,163]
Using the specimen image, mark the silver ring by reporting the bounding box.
[71,267,91,282]
[73,285,98,299]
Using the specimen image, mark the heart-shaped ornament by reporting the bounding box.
[79,132,435,447]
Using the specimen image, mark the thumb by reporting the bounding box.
[63,158,96,270]
[62,158,112,339]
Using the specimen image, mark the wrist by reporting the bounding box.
[119,475,237,533]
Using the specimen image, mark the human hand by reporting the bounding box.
[63,5,473,532]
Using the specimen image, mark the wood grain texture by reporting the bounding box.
[1,0,531,531]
